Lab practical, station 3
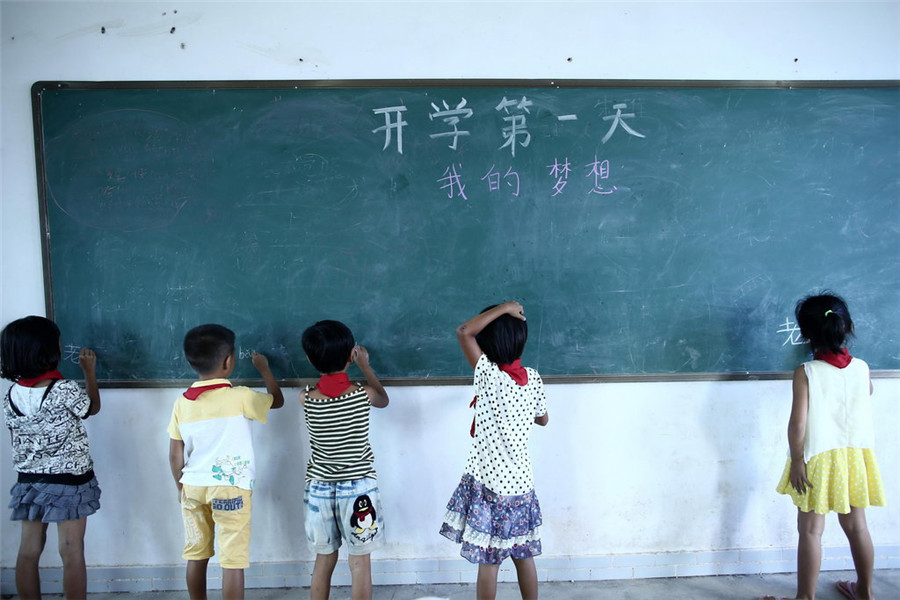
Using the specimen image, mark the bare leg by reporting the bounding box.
[311,551,338,600]
[56,518,87,600]
[796,509,825,600]
[348,553,373,600]
[186,558,209,600]
[512,557,539,600]
[16,520,48,600]
[476,563,500,600]
[839,507,875,600]
[222,568,245,600]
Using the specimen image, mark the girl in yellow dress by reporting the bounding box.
[765,293,886,600]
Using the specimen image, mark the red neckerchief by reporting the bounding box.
[814,348,853,369]
[316,373,351,398]
[183,381,232,400]
[470,360,529,437]
[17,370,64,387]
[499,359,528,386]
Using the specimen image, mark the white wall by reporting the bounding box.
[2,0,898,581]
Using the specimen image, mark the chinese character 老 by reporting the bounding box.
[777,318,804,346]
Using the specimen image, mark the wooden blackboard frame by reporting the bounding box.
[32,79,900,387]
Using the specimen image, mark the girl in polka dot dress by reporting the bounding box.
[440,301,549,600]
[765,294,886,600]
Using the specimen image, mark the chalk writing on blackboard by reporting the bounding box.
[548,158,571,196]
[601,102,646,144]
[587,158,617,195]
[495,96,533,156]
[372,105,408,154]
[63,344,82,364]
[482,165,521,197]
[372,98,647,157]
[429,98,473,150]
[437,164,467,200]
[777,319,804,346]
[438,157,619,199]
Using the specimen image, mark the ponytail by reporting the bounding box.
[795,293,853,353]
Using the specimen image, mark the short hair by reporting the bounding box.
[795,292,854,354]
[475,305,528,365]
[0,316,62,381]
[302,320,355,374]
[183,324,235,374]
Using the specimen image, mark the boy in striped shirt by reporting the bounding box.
[300,320,390,600]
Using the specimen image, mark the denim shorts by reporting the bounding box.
[304,478,384,555]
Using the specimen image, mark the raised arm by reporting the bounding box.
[78,348,101,416]
[353,345,389,408]
[252,353,285,409]
[456,301,526,369]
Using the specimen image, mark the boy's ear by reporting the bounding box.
[224,352,235,372]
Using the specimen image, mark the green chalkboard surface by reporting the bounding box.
[32,80,900,384]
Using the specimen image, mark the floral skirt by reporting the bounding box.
[776,447,886,515]
[439,474,542,565]
[9,477,101,523]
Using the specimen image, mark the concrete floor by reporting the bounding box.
[12,570,899,599]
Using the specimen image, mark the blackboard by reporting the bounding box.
[32,80,900,385]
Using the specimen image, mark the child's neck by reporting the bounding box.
[196,369,232,382]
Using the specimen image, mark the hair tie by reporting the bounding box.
[824,310,834,317]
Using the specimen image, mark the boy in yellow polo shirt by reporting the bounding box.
[168,324,284,600]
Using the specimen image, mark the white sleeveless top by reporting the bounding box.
[803,358,874,461]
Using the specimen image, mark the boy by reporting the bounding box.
[300,320,389,600]
[168,324,284,600]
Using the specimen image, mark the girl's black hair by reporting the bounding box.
[302,320,355,374]
[183,324,235,374]
[475,304,528,365]
[0,316,62,381]
[794,292,854,353]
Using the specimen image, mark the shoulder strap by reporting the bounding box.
[5,386,24,417]
[39,379,58,411]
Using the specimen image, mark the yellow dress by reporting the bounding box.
[776,447,886,514]
[776,357,887,515]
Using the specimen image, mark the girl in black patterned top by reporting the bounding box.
[2,316,101,600]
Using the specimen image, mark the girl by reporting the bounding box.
[1,316,101,599]
[440,301,549,600]
[764,294,886,600]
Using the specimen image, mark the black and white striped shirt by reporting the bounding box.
[303,385,376,482]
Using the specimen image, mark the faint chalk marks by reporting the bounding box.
[45,109,206,232]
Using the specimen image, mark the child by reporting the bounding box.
[440,301,549,600]
[764,294,886,600]
[167,324,284,600]
[1,315,101,600]
[300,320,389,600]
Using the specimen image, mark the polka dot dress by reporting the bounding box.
[776,447,886,514]
[440,353,548,564]
[465,353,547,496]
